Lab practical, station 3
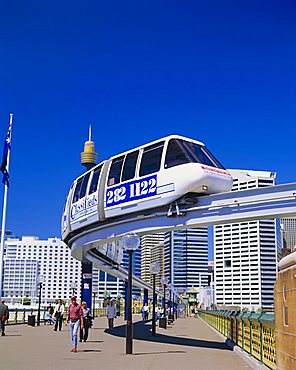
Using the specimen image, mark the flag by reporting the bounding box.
[0,118,12,187]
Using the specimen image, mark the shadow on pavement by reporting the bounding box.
[134,350,186,356]
[104,320,230,350]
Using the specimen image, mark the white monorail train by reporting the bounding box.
[62,135,233,242]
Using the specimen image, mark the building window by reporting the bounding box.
[224,260,231,268]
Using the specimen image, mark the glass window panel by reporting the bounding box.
[165,139,195,168]
[79,173,90,199]
[89,166,102,194]
[72,178,83,203]
[121,151,139,182]
[139,142,164,177]
[107,156,125,186]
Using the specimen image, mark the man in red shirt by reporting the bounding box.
[67,296,84,353]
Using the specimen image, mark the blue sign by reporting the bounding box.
[105,175,157,208]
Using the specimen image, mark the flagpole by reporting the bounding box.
[0,113,13,299]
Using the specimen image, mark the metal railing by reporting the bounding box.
[198,310,276,370]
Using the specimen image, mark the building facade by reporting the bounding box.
[3,236,81,304]
[164,228,208,293]
[214,170,280,311]
[140,234,164,286]
[280,217,296,256]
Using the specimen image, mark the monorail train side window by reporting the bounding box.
[72,178,83,203]
[107,156,124,186]
[121,150,139,182]
[139,142,164,177]
[79,173,91,198]
[165,139,195,168]
[89,166,102,194]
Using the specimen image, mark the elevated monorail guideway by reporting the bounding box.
[63,134,296,291]
[69,182,296,265]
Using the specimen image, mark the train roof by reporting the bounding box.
[73,135,205,181]
[109,134,205,160]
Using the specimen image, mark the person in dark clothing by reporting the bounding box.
[0,299,9,336]
[53,299,65,331]
[79,301,91,342]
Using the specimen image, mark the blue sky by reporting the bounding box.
[0,1,295,241]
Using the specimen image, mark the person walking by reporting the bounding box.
[66,296,84,353]
[106,300,116,329]
[143,303,149,322]
[79,301,91,342]
[53,299,65,331]
[0,299,9,336]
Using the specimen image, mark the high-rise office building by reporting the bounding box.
[151,241,164,290]
[214,170,280,311]
[164,228,208,293]
[3,236,81,304]
[141,234,164,285]
[280,217,296,256]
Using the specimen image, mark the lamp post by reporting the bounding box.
[167,283,172,319]
[161,276,169,318]
[121,232,140,354]
[37,275,44,326]
[92,289,97,319]
[70,282,77,296]
[150,262,160,336]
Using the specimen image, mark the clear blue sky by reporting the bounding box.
[0,1,295,240]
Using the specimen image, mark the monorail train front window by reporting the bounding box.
[107,156,124,186]
[121,150,139,182]
[139,142,164,177]
[165,139,195,168]
[165,139,225,169]
[89,166,102,194]
[187,143,225,169]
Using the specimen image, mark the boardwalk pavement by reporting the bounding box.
[0,315,251,370]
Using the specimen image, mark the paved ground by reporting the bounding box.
[1,315,251,370]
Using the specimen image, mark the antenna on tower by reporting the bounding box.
[88,124,92,142]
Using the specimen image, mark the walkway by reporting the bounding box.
[1,315,250,370]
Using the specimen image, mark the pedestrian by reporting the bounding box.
[0,299,9,336]
[53,298,65,331]
[143,303,149,321]
[106,299,116,329]
[141,304,145,321]
[45,307,55,325]
[66,296,84,353]
[79,301,91,342]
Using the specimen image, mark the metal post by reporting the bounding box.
[152,274,156,336]
[163,284,166,317]
[92,292,95,319]
[169,288,172,317]
[37,282,42,326]
[126,250,133,354]
[172,293,175,318]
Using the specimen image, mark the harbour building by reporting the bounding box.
[214,170,281,311]
[3,236,81,305]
